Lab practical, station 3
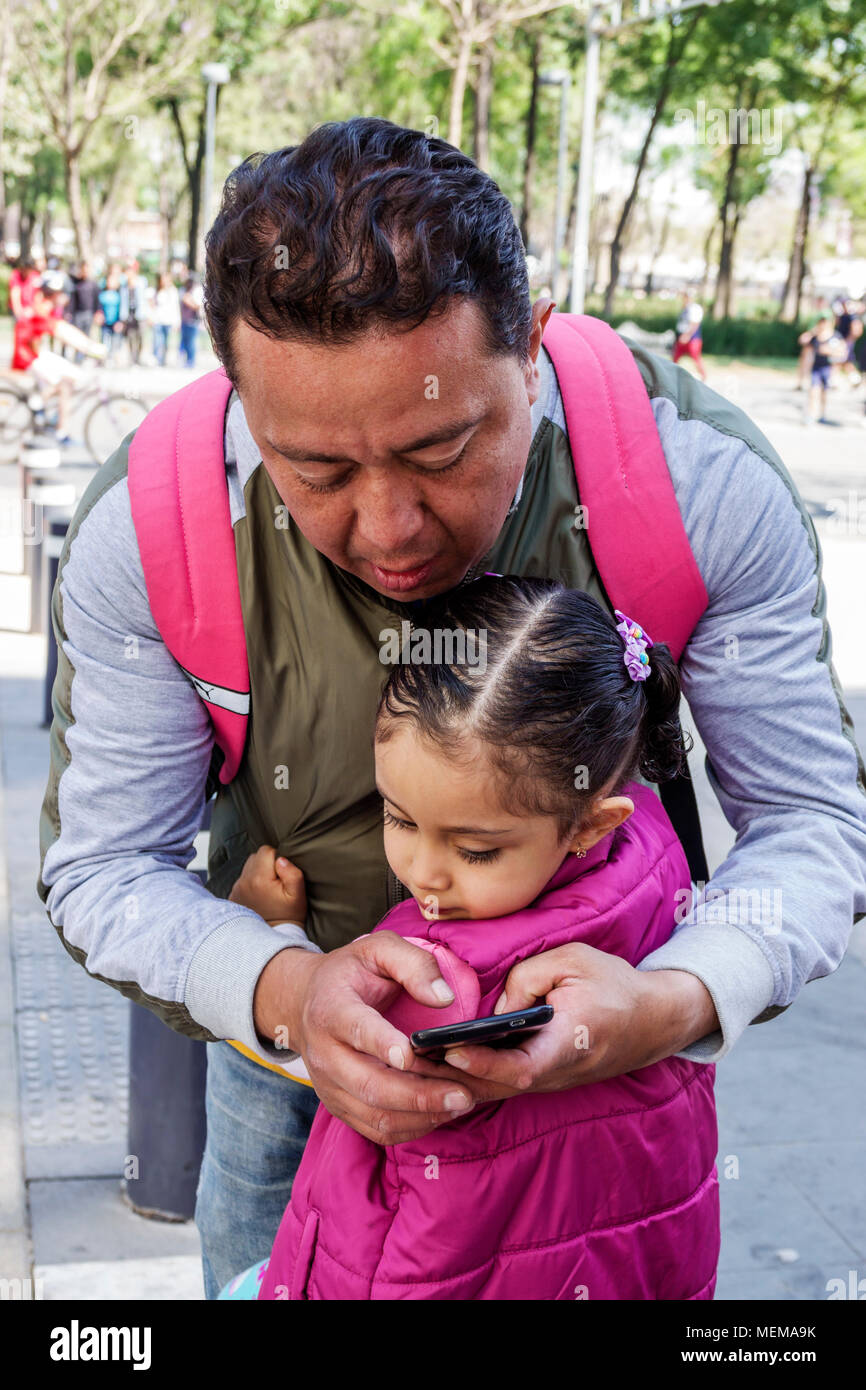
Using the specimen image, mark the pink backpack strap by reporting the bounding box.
[128,368,249,785]
[541,313,708,661]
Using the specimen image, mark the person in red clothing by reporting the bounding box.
[9,255,45,370]
[13,273,106,441]
[672,290,707,381]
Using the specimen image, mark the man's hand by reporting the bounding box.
[253,932,476,1146]
[229,845,307,926]
[432,944,718,1099]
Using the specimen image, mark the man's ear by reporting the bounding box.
[528,296,556,361]
[567,795,635,853]
[524,296,556,404]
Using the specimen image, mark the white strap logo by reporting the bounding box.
[181,666,250,716]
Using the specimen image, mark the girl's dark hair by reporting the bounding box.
[204,116,532,389]
[375,576,691,839]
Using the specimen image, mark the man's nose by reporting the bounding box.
[353,470,426,557]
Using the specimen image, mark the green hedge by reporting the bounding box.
[585,300,806,357]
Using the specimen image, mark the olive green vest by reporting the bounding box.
[206,411,609,952]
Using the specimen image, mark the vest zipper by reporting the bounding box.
[387,865,408,910]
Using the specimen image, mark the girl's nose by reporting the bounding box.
[410,843,451,895]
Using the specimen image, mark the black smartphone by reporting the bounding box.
[410,1004,554,1059]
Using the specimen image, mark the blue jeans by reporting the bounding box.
[194,1042,319,1300]
[152,324,171,365]
[179,321,199,366]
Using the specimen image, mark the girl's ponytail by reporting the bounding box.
[637,642,692,784]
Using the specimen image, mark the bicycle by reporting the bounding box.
[0,366,153,464]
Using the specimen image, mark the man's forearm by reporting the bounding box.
[638,926,773,1064]
[638,967,721,1061]
[252,946,323,1055]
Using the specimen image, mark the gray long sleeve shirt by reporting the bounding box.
[37,341,866,1067]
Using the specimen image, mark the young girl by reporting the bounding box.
[220,576,719,1301]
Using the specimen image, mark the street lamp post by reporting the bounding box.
[539,69,572,304]
[569,0,730,315]
[200,62,231,268]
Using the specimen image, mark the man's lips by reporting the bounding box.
[368,558,437,592]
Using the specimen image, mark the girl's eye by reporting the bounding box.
[383,807,414,830]
[297,472,350,495]
[457,847,501,865]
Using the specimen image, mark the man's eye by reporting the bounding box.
[294,440,471,493]
[416,441,470,473]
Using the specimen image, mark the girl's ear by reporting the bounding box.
[568,795,635,853]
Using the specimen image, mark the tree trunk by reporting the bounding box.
[449,34,474,148]
[588,190,610,298]
[779,160,812,323]
[519,32,542,250]
[602,11,701,317]
[644,187,674,296]
[90,160,126,261]
[65,152,91,262]
[562,157,580,293]
[19,204,33,260]
[722,205,744,318]
[473,38,494,170]
[169,95,213,273]
[698,219,716,302]
[0,0,14,252]
[712,134,742,319]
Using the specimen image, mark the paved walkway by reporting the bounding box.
[0,356,863,1300]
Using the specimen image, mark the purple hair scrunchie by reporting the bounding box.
[614,609,654,682]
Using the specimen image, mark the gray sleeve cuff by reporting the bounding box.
[636,923,776,1063]
[185,914,323,1065]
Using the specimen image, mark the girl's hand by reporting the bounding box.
[229,845,307,926]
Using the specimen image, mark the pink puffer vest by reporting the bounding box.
[259,784,719,1300]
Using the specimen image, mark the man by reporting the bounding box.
[64,260,100,361]
[798,314,848,426]
[120,258,149,366]
[37,118,866,1298]
[13,272,106,442]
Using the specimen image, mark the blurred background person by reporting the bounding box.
[798,314,848,425]
[151,270,180,366]
[120,258,149,366]
[64,259,100,363]
[95,263,125,365]
[179,273,204,368]
[8,254,44,370]
[832,296,862,388]
[11,270,106,443]
[672,289,707,382]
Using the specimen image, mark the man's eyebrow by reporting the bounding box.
[377,785,515,837]
[264,416,484,465]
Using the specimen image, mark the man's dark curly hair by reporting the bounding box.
[204,116,532,388]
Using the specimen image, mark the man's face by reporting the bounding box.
[232,296,553,601]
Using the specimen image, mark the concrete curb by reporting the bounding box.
[0,703,31,1287]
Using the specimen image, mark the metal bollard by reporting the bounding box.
[124,817,212,1220]
[125,1004,208,1221]
[42,517,70,725]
